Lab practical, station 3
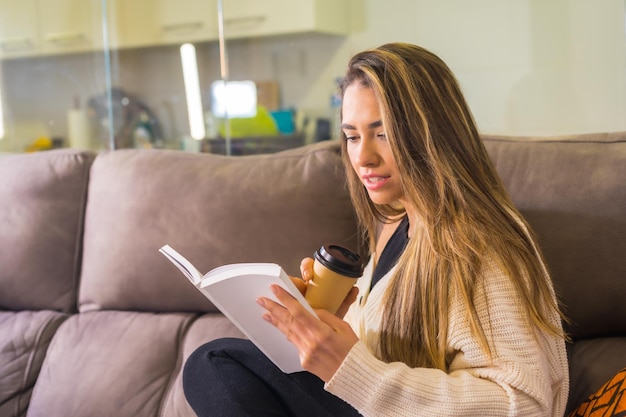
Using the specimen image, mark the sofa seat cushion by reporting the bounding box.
[27,311,243,417]
[0,150,95,312]
[0,310,67,417]
[79,141,360,313]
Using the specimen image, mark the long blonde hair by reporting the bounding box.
[339,43,566,370]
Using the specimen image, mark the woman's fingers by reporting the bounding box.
[271,284,319,327]
[258,286,316,343]
[300,257,315,282]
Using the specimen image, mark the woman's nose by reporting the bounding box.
[355,138,379,167]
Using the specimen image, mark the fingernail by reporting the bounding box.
[270,285,279,295]
[262,313,272,323]
[256,298,265,307]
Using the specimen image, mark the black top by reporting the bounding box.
[370,215,410,290]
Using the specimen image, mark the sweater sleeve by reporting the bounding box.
[325,257,569,417]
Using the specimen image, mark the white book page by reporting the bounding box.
[159,245,203,285]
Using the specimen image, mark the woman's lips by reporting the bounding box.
[362,175,390,191]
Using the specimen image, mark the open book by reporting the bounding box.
[159,244,316,373]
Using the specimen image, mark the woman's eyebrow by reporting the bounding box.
[341,120,383,130]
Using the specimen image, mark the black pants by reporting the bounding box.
[183,338,362,417]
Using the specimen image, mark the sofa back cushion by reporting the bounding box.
[0,149,94,312]
[79,141,361,313]
[483,132,626,340]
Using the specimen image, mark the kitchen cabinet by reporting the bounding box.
[38,0,103,55]
[1,0,350,59]
[157,0,218,44]
[222,0,350,39]
[0,0,103,59]
[0,0,39,59]
[110,0,349,50]
[107,0,160,49]
[108,0,218,49]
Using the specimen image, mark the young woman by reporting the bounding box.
[183,42,569,417]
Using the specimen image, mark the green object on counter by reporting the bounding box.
[217,105,278,138]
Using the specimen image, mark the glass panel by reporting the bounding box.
[1,0,625,155]
[0,0,109,153]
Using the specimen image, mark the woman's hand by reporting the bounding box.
[294,257,359,319]
[257,285,359,382]
[287,257,315,295]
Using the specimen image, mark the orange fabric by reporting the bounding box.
[568,368,626,417]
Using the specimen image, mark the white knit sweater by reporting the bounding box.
[325,254,569,417]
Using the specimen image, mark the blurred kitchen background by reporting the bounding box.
[0,0,624,155]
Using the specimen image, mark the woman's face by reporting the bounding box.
[342,83,406,206]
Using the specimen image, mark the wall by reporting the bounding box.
[300,0,626,136]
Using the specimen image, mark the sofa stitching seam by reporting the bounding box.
[71,152,96,314]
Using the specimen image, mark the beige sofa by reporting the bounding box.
[1,133,625,417]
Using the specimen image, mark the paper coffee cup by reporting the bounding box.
[304,244,364,314]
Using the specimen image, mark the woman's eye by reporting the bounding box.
[344,135,358,142]
[376,133,387,139]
